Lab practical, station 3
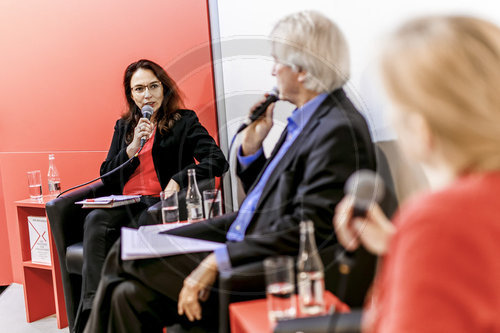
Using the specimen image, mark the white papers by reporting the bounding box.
[121,224,225,260]
[28,216,51,265]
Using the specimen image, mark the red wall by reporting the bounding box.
[0,0,218,284]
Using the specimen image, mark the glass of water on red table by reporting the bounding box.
[263,255,297,325]
[27,170,42,200]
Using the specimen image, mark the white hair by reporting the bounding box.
[270,11,350,93]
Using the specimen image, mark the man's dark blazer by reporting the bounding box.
[170,88,376,268]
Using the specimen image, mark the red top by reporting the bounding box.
[123,129,162,197]
[368,171,500,333]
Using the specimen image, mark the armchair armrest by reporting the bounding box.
[45,181,112,330]
[46,181,110,252]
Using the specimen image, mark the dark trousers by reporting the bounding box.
[83,240,218,333]
[74,197,160,333]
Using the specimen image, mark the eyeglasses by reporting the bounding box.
[131,81,162,95]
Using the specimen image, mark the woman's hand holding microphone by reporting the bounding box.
[126,118,154,158]
[334,197,395,256]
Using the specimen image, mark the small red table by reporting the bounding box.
[15,197,68,328]
[229,291,350,333]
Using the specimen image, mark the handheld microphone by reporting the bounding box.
[337,170,386,271]
[327,170,386,331]
[140,105,154,147]
[344,169,385,218]
[236,87,279,134]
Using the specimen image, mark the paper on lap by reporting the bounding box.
[121,223,224,260]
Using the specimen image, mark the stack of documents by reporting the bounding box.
[121,223,225,260]
[76,195,141,208]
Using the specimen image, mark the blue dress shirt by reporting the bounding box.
[215,93,328,272]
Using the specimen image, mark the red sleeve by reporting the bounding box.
[376,202,494,333]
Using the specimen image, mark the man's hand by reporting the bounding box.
[241,95,276,156]
[178,254,218,321]
[333,195,396,256]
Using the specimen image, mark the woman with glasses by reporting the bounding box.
[334,16,500,332]
[73,59,228,333]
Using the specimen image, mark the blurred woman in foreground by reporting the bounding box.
[334,16,500,332]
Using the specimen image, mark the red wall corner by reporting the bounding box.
[0,0,219,283]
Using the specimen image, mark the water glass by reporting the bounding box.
[263,256,297,324]
[27,170,42,200]
[202,189,223,218]
[160,191,179,223]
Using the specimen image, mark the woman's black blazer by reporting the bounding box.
[100,109,229,192]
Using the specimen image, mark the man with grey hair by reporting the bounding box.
[270,10,350,93]
[85,11,376,332]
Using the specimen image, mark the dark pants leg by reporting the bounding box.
[108,280,168,333]
[84,240,218,333]
[75,201,155,333]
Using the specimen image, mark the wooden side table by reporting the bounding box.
[15,197,68,329]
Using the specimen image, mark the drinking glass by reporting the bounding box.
[263,256,297,324]
[27,170,42,200]
[160,191,179,223]
[202,189,223,218]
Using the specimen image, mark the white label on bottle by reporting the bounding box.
[48,181,61,192]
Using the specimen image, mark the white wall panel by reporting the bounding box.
[210,0,500,205]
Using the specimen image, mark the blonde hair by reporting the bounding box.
[270,11,350,93]
[380,16,500,173]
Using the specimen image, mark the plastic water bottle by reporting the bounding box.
[297,221,326,316]
[186,169,203,222]
[47,154,61,196]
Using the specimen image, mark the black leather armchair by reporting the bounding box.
[45,181,112,331]
[45,179,215,332]
[213,144,399,333]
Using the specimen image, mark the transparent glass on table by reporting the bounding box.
[27,170,43,200]
[160,191,179,223]
[263,255,297,325]
[202,189,223,218]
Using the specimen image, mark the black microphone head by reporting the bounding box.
[242,87,281,128]
[344,169,385,215]
[141,105,154,120]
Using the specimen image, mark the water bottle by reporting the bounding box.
[297,220,326,316]
[47,154,61,196]
[186,169,203,222]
